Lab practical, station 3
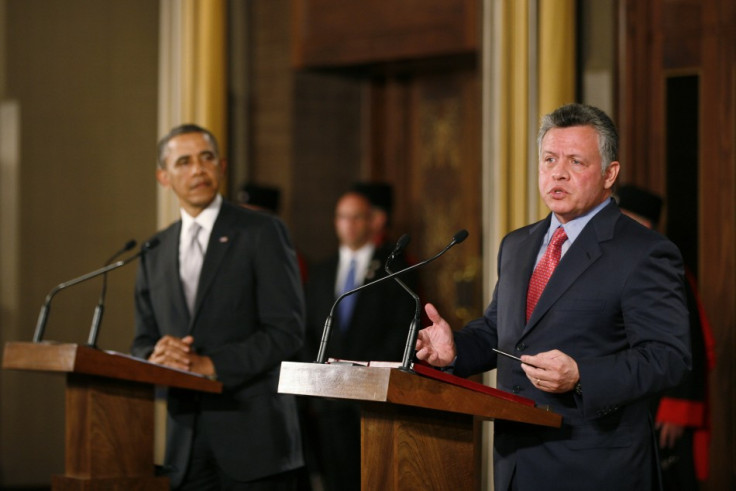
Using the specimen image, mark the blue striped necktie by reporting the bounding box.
[338,258,358,332]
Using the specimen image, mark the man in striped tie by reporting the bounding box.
[303,190,416,491]
[414,103,691,491]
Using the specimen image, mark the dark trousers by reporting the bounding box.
[177,415,300,491]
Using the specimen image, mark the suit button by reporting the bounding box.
[515,343,526,352]
[512,385,521,393]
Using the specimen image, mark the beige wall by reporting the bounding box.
[0,0,159,486]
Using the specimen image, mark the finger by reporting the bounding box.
[163,336,192,353]
[415,338,425,351]
[424,303,441,323]
[521,354,547,369]
[165,351,193,370]
[150,351,189,370]
[415,346,429,361]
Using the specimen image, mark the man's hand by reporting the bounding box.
[656,421,685,448]
[415,303,456,367]
[148,335,216,377]
[520,349,579,393]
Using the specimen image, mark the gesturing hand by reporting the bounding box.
[415,303,457,367]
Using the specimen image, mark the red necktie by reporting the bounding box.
[526,227,568,321]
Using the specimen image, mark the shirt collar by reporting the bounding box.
[547,197,613,245]
[181,194,222,235]
[339,242,375,265]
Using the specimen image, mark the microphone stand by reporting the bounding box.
[384,236,422,373]
[314,230,468,364]
[33,239,159,343]
[88,240,137,347]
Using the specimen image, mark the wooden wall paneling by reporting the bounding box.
[406,69,482,329]
[700,0,736,488]
[661,0,702,68]
[618,0,659,187]
[620,0,736,488]
[292,0,478,68]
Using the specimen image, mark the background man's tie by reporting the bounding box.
[338,258,357,331]
[526,227,568,322]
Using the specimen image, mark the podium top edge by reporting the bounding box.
[2,341,222,393]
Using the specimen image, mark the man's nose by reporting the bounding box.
[192,158,207,173]
[552,163,569,180]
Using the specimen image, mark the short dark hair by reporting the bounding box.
[157,124,220,169]
[537,103,618,174]
[617,185,663,227]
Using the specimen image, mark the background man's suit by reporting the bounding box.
[131,200,305,487]
[304,244,414,363]
[303,244,415,490]
[453,200,691,491]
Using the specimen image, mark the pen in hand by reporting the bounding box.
[493,348,540,368]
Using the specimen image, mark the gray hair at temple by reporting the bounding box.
[537,103,618,175]
[156,123,220,169]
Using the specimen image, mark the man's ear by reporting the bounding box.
[604,161,620,189]
[156,167,170,188]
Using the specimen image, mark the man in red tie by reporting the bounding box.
[415,104,691,491]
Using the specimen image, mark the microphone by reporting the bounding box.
[314,229,469,364]
[384,234,422,372]
[33,238,160,344]
[86,239,137,347]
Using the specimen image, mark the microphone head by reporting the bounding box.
[452,229,469,244]
[142,238,160,251]
[123,239,138,252]
[394,234,411,254]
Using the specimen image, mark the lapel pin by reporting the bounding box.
[219,236,229,243]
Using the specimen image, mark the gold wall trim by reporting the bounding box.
[537,0,576,219]
[157,0,228,229]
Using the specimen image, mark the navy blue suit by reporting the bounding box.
[131,201,305,487]
[453,200,691,491]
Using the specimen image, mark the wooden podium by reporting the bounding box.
[2,341,222,490]
[278,361,561,490]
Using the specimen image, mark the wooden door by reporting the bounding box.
[619,1,736,489]
[368,62,483,328]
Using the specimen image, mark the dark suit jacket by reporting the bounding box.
[453,200,691,491]
[302,244,416,490]
[131,200,305,487]
[304,244,416,364]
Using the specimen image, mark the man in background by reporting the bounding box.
[131,124,305,490]
[350,181,394,250]
[617,184,715,490]
[303,190,416,491]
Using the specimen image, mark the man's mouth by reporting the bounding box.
[549,187,567,197]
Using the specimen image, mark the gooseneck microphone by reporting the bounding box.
[384,234,422,372]
[32,238,160,344]
[314,229,469,364]
[86,239,137,347]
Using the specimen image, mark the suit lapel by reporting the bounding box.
[524,202,619,332]
[513,219,549,334]
[160,221,192,334]
[191,202,234,323]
